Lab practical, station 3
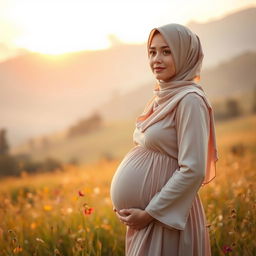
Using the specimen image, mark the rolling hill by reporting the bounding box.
[100,51,256,121]
[1,7,255,147]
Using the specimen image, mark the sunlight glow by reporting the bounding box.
[1,0,256,56]
[9,1,112,54]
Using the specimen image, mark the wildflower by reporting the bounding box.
[36,237,45,243]
[231,208,236,214]
[83,207,94,215]
[43,205,52,211]
[78,190,85,197]
[93,187,100,195]
[30,222,37,229]
[43,187,49,194]
[101,223,111,230]
[67,207,73,214]
[76,237,85,243]
[218,215,223,221]
[222,245,232,254]
[72,196,78,201]
[54,248,61,255]
[13,245,23,253]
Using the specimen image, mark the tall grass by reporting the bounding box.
[0,115,255,255]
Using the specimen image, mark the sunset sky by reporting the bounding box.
[0,0,256,59]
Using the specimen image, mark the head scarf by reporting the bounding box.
[136,23,218,185]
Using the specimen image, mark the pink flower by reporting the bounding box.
[222,245,233,254]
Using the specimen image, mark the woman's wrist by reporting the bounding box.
[143,210,154,222]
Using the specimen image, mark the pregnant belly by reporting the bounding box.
[110,145,178,211]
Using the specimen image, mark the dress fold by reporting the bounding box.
[110,93,212,256]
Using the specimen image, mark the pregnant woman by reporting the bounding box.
[110,23,218,256]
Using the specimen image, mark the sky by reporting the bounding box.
[0,0,256,60]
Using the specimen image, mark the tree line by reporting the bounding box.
[0,129,63,177]
[213,87,256,121]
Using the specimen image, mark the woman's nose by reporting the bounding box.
[153,52,162,63]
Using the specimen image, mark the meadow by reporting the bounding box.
[0,114,255,256]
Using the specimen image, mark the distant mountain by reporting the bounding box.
[100,51,256,121]
[10,119,136,165]
[0,44,151,146]
[10,51,256,161]
[1,7,256,147]
[188,8,256,67]
[201,51,256,98]
[100,83,154,121]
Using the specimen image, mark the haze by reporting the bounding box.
[0,0,255,59]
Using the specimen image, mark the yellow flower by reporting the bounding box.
[72,196,78,201]
[43,187,49,194]
[30,222,37,229]
[43,205,52,211]
[101,223,111,230]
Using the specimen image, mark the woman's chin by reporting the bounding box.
[154,74,172,82]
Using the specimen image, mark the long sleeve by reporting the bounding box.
[145,92,210,230]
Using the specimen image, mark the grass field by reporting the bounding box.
[1,114,256,255]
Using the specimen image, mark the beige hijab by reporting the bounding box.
[136,23,218,185]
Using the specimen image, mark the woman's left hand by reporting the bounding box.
[114,208,154,230]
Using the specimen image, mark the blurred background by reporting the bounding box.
[1,0,256,174]
[0,1,256,255]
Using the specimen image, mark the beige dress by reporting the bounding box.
[110,92,211,256]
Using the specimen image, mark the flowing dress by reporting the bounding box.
[110,92,212,256]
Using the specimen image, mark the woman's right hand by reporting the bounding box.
[113,207,154,230]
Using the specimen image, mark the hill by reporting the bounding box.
[10,111,256,166]
[1,7,255,147]
[10,119,136,164]
[188,7,256,67]
[101,51,256,121]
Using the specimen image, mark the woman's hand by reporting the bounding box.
[114,208,154,230]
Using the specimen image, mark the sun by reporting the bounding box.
[3,0,256,56]
[10,1,111,55]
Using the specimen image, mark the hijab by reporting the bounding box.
[136,23,218,185]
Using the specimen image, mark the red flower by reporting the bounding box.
[83,207,94,215]
[78,190,85,197]
[222,245,233,254]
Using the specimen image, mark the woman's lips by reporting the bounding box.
[154,67,165,72]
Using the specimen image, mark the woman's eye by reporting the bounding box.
[149,50,156,56]
[163,49,171,55]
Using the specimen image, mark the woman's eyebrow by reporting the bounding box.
[149,46,170,49]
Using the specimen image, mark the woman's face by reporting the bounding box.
[148,32,176,82]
